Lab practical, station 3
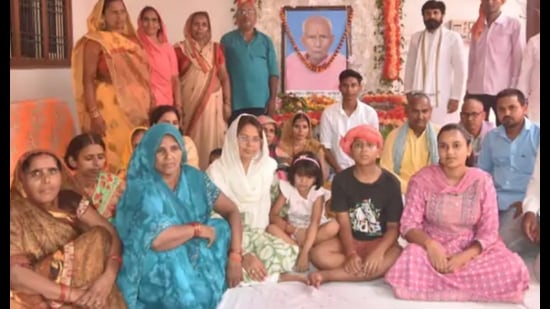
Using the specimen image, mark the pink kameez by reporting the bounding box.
[385,165,529,303]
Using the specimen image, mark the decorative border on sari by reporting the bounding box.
[76,198,91,218]
[184,43,221,136]
[48,242,75,308]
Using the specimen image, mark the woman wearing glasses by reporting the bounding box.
[207,114,307,285]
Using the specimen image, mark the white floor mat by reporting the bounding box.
[218,257,540,309]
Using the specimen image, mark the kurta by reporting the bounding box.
[404,27,467,126]
[385,165,529,303]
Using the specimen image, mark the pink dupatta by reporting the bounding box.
[137,7,178,106]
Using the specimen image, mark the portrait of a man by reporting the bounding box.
[282,7,350,92]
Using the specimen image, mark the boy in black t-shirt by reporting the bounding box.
[308,124,403,286]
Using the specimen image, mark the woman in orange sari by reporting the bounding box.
[276,112,329,181]
[175,11,232,170]
[72,0,152,173]
[10,150,126,308]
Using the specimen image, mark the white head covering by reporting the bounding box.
[207,114,277,229]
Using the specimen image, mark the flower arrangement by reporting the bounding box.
[273,93,336,126]
[361,93,407,139]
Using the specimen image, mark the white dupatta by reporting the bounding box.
[207,114,277,230]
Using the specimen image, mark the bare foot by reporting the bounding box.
[307,271,324,288]
[279,272,308,284]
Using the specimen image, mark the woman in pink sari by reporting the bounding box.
[175,11,232,170]
[137,6,182,108]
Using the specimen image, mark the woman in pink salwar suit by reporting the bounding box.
[385,123,529,303]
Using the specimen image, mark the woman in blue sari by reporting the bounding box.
[114,123,243,308]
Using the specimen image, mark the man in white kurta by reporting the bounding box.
[404,0,467,127]
[517,33,540,123]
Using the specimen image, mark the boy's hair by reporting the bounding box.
[288,151,323,190]
[338,69,363,84]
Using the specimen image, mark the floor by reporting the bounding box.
[218,256,540,309]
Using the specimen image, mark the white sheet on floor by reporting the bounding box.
[217,257,540,309]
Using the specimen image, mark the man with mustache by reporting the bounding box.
[477,88,540,253]
[404,0,467,127]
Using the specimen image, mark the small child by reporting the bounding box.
[267,151,339,272]
[208,148,222,166]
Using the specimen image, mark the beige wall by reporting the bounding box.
[10,0,235,125]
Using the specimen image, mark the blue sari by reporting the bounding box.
[114,123,230,309]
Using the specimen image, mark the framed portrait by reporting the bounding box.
[280,6,352,93]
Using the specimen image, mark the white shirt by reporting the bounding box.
[516,33,540,123]
[279,180,331,229]
[320,99,379,169]
[523,147,540,215]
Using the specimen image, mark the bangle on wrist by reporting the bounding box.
[347,250,358,258]
[190,222,201,237]
[228,252,242,263]
[107,254,123,266]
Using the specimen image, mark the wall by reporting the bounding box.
[10,0,526,117]
[10,0,235,126]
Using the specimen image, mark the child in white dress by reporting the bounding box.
[267,151,340,272]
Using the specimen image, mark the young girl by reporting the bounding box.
[308,124,403,286]
[267,151,339,272]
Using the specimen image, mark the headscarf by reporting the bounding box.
[278,112,322,156]
[11,150,90,232]
[207,114,277,229]
[339,125,383,156]
[86,0,137,37]
[179,12,213,74]
[258,115,277,127]
[118,126,148,177]
[114,123,223,307]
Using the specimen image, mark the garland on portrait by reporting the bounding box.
[279,6,354,73]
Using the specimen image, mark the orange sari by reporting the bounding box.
[10,151,126,309]
[175,12,227,170]
[72,0,151,173]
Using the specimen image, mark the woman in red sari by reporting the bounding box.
[175,11,232,170]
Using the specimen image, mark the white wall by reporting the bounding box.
[10,0,235,123]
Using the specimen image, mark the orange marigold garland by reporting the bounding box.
[280,6,354,73]
[382,0,402,81]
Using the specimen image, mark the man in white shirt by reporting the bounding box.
[404,0,467,126]
[517,33,540,123]
[320,69,379,173]
[522,148,540,281]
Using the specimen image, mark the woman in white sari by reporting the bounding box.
[175,11,232,170]
[207,114,305,284]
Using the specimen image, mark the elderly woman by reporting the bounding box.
[208,114,306,284]
[72,0,152,172]
[10,150,126,308]
[276,112,329,180]
[175,11,232,170]
[114,123,243,308]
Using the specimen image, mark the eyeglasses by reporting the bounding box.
[460,111,483,118]
[237,9,256,16]
[238,135,261,144]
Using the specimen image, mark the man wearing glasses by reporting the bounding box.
[221,1,279,124]
[459,95,494,165]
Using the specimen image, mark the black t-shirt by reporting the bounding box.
[331,167,403,241]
